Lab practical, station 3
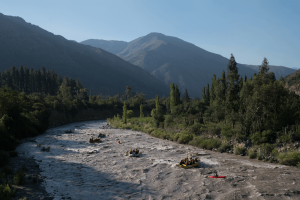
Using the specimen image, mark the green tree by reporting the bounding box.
[225,54,240,128]
[140,104,144,117]
[19,66,24,92]
[206,83,210,106]
[170,83,175,114]
[151,95,165,126]
[175,85,180,105]
[183,89,190,103]
[123,102,127,123]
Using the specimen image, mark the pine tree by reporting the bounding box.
[51,70,58,95]
[210,74,216,106]
[238,76,243,93]
[221,70,226,100]
[35,69,41,93]
[244,75,247,83]
[24,67,30,94]
[41,67,47,93]
[89,89,93,103]
[123,102,127,123]
[10,66,17,90]
[29,68,35,93]
[19,66,24,92]
[225,54,240,128]
[170,83,175,114]
[175,85,180,105]
[206,83,210,106]
[57,74,63,88]
[140,104,144,118]
[183,89,190,103]
[202,86,206,103]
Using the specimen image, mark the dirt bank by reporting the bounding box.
[16,120,300,200]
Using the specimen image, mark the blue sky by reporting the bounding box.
[1,0,300,69]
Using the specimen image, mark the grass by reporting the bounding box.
[248,149,257,159]
[219,143,231,152]
[257,153,263,160]
[277,151,300,166]
[234,146,247,155]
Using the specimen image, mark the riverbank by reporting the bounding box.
[12,120,300,199]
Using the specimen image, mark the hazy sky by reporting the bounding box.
[1,0,300,68]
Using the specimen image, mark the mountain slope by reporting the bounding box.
[0,13,169,97]
[81,33,258,97]
[284,69,300,95]
[244,64,296,79]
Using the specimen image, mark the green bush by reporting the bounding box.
[173,133,180,142]
[248,149,257,159]
[190,123,201,135]
[277,152,300,166]
[234,146,247,155]
[257,153,263,160]
[0,184,15,200]
[178,131,193,144]
[219,143,231,152]
[127,110,135,119]
[164,115,173,128]
[221,125,235,140]
[14,169,26,185]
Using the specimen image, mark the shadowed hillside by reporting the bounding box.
[0,14,169,97]
[82,33,260,97]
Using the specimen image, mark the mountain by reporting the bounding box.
[0,13,169,97]
[81,33,259,98]
[284,69,300,95]
[244,64,296,79]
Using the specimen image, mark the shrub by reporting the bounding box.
[257,153,263,160]
[248,149,257,159]
[173,133,180,142]
[219,143,231,152]
[0,184,16,200]
[127,110,135,119]
[164,115,173,128]
[14,169,26,185]
[190,123,202,135]
[221,125,235,140]
[277,152,300,166]
[234,146,247,155]
[178,131,193,144]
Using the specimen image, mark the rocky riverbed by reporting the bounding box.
[15,120,300,200]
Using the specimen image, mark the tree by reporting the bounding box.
[210,74,217,106]
[89,89,93,103]
[170,83,175,114]
[206,83,210,106]
[24,67,30,94]
[183,89,190,103]
[123,102,127,123]
[225,54,240,128]
[175,85,180,105]
[19,66,24,92]
[140,104,144,117]
[202,86,206,103]
[151,95,165,126]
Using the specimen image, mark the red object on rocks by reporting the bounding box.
[208,176,226,178]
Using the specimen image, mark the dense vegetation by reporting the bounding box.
[109,55,300,167]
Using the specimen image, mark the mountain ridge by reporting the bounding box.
[0,13,169,97]
[81,33,296,97]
